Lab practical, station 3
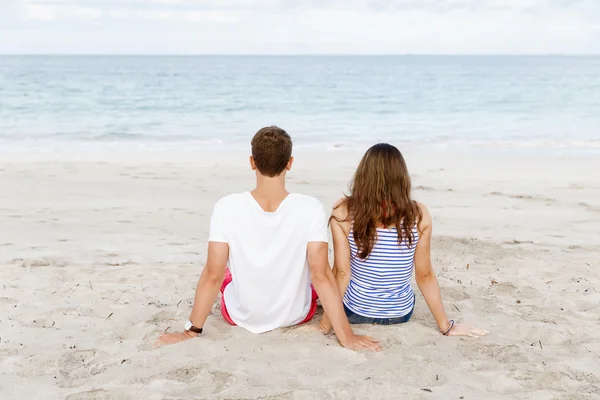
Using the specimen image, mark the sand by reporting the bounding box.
[1,146,599,399]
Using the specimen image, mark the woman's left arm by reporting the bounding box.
[415,203,488,337]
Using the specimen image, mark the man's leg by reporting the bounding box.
[220,269,236,325]
[298,285,319,324]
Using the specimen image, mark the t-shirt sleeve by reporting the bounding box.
[208,201,228,243]
[308,201,329,243]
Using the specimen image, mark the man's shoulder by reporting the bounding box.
[293,193,325,216]
[214,192,248,210]
[290,193,323,207]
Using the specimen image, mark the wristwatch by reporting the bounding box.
[184,320,203,335]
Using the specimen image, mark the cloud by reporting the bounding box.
[108,9,130,19]
[11,0,595,13]
[9,0,600,16]
[0,0,598,54]
[21,4,57,21]
[19,3,103,21]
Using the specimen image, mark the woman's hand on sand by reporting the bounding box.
[339,334,381,351]
[447,323,488,337]
[155,331,194,347]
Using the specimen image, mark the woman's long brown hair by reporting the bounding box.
[335,143,422,259]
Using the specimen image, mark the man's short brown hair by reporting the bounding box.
[251,126,293,177]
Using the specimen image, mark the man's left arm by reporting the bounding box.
[306,199,380,351]
[156,241,229,346]
[308,242,380,351]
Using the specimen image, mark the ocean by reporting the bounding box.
[1,55,599,154]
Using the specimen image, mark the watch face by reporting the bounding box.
[184,321,192,331]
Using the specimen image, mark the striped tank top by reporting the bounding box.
[343,225,419,318]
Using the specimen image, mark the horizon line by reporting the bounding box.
[1,53,600,57]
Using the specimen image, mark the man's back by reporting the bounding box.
[158,126,379,351]
[209,192,328,333]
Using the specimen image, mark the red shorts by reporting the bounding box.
[220,269,318,326]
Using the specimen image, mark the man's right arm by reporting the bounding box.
[307,241,380,351]
[156,200,230,347]
[188,241,229,330]
[156,241,228,346]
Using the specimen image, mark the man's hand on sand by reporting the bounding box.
[154,331,194,347]
[339,334,381,351]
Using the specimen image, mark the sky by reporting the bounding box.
[0,0,599,54]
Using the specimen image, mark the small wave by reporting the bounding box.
[470,140,600,150]
[2,134,600,156]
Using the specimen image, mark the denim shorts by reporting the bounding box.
[343,302,414,325]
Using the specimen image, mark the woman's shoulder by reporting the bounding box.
[415,201,432,231]
[332,198,350,219]
[331,198,352,234]
[333,197,347,209]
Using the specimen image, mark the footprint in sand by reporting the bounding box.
[152,367,234,395]
[13,257,67,268]
[20,318,56,329]
[57,350,112,388]
[465,343,533,365]
[65,389,129,400]
[511,367,600,393]
[0,297,18,306]
[146,310,180,325]
[439,287,471,301]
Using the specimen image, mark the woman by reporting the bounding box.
[319,143,487,337]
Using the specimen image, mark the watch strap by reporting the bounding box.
[187,322,203,334]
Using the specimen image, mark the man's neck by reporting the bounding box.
[251,174,289,212]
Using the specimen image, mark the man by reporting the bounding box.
[158,126,379,351]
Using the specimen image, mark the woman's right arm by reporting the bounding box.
[414,203,488,337]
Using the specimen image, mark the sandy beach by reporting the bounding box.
[1,147,599,399]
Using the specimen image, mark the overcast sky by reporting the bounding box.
[0,0,599,54]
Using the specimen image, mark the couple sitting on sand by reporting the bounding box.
[158,126,487,351]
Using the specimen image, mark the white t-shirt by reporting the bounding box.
[208,192,329,334]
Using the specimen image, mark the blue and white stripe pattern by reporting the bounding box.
[343,226,419,318]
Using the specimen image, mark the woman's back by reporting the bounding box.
[319,143,487,338]
[344,225,419,318]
